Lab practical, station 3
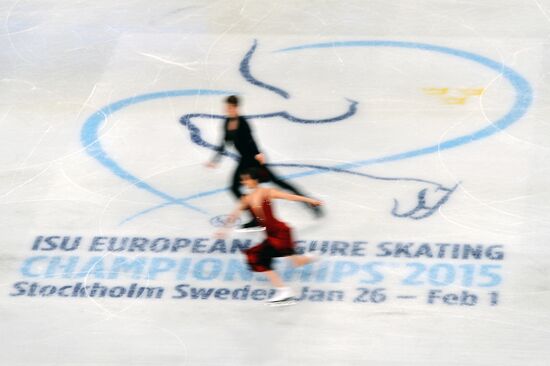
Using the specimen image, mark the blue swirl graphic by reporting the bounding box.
[240,39,290,99]
[80,41,533,225]
[81,89,234,215]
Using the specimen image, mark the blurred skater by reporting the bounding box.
[217,168,320,304]
[206,95,321,231]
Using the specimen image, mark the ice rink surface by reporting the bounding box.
[1,1,550,365]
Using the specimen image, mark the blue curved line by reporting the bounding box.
[179,113,240,160]
[81,89,234,215]
[269,163,443,186]
[240,39,290,99]
[120,187,229,225]
[276,41,532,157]
[252,98,358,124]
[268,40,533,173]
[178,99,358,162]
[392,184,458,220]
[99,40,532,224]
[121,161,454,225]
[170,41,531,201]
[119,201,175,225]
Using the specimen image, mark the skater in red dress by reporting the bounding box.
[217,168,322,303]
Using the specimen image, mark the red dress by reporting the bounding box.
[244,199,295,272]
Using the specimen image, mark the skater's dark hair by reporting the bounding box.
[240,167,259,180]
[226,95,239,106]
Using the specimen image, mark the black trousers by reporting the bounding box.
[230,160,306,199]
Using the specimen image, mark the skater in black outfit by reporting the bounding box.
[206,95,321,230]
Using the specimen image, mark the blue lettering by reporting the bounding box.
[45,256,79,278]
[208,239,227,253]
[428,264,455,286]
[76,257,106,279]
[376,242,392,257]
[108,257,146,279]
[176,258,192,280]
[223,259,253,281]
[192,238,208,253]
[20,256,48,277]
[129,237,148,252]
[359,262,384,284]
[214,288,230,300]
[351,241,367,256]
[146,258,176,279]
[193,259,222,280]
[151,238,170,252]
[90,236,107,251]
[331,261,359,282]
[403,263,425,285]
[172,238,191,252]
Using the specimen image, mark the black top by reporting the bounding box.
[213,116,261,164]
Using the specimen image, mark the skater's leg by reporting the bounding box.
[245,240,294,302]
[264,270,285,288]
[263,165,306,196]
[244,240,275,272]
[290,255,317,267]
[230,164,244,199]
[264,270,294,302]
[263,165,323,217]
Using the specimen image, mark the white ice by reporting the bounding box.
[1,1,550,365]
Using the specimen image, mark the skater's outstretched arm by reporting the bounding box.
[206,119,229,168]
[225,198,248,226]
[215,197,249,238]
[268,189,322,206]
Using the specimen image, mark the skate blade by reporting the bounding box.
[235,227,266,233]
[265,298,297,307]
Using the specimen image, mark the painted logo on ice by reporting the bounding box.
[81,40,532,225]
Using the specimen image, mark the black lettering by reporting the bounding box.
[353,287,370,303]
[173,284,190,299]
[10,281,28,296]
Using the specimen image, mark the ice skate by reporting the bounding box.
[235,218,265,233]
[266,287,296,306]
